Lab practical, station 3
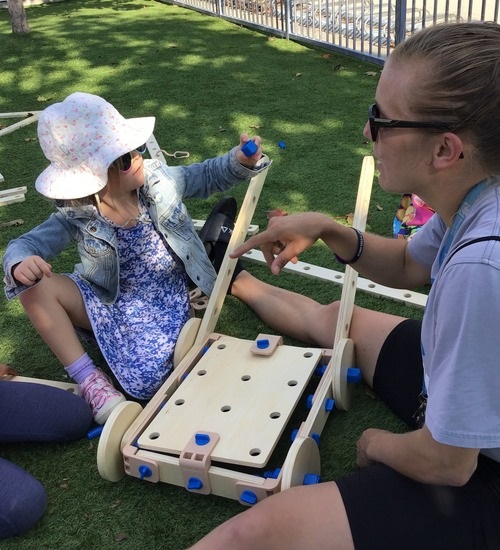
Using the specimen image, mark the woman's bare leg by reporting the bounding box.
[232,271,406,386]
[190,481,353,550]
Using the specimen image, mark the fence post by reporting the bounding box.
[394,0,407,45]
[285,0,290,39]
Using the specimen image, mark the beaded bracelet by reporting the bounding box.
[334,227,364,265]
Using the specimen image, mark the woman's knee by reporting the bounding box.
[0,459,47,540]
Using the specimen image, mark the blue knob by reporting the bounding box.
[256,338,269,349]
[347,367,362,383]
[303,473,321,485]
[240,490,258,505]
[264,468,281,479]
[195,433,210,446]
[325,398,335,412]
[139,465,152,480]
[187,477,203,490]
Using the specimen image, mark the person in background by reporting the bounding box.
[393,193,435,239]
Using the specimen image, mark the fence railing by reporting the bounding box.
[158,0,500,64]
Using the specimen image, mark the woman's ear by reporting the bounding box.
[434,132,464,169]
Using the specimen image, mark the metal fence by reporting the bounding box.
[158,0,500,64]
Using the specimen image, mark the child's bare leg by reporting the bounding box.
[18,274,90,365]
[18,274,125,423]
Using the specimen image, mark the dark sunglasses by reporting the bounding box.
[116,144,147,173]
[368,103,458,141]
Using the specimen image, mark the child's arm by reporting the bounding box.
[3,212,74,298]
[162,133,268,199]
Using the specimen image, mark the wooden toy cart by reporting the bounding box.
[95,154,375,506]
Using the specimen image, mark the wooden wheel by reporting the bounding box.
[173,317,202,368]
[280,436,321,491]
[97,401,143,482]
[332,337,356,411]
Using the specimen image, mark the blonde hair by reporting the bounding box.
[390,22,500,174]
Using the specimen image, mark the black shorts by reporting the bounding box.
[336,319,500,549]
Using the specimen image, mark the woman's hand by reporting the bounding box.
[231,212,332,274]
[356,428,390,468]
[13,256,52,286]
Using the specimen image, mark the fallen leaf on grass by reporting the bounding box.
[364,71,379,76]
[37,95,54,102]
[59,478,69,489]
[115,533,128,542]
[322,53,331,59]
[0,219,24,228]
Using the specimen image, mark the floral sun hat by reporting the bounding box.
[35,92,155,200]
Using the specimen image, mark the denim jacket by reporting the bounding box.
[3,147,267,304]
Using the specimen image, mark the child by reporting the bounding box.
[393,193,435,239]
[0,364,92,539]
[2,92,264,424]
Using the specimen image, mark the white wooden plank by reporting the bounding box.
[0,194,26,207]
[0,112,40,137]
[0,186,27,198]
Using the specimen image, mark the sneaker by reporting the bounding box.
[79,369,126,425]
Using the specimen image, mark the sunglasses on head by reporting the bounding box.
[116,144,147,173]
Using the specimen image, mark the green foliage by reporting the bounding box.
[0,1,422,547]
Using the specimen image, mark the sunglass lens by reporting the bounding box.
[369,104,378,142]
[136,143,147,155]
[120,152,132,172]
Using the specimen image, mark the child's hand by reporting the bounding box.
[236,133,262,168]
[0,364,18,377]
[13,256,53,286]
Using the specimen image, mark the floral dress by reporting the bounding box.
[67,205,191,400]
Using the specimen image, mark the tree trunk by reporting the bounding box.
[7,0,31,34]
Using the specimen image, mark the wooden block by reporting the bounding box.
[250,334,283,356]
[0,186,27,207]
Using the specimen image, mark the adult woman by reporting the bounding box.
[191,22,500,549]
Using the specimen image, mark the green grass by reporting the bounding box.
[0,1,423,547]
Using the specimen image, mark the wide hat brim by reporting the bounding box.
[35,116,155,200]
